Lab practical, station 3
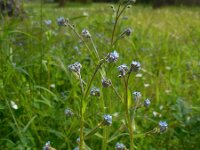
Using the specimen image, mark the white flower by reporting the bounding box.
[10,101,18,110]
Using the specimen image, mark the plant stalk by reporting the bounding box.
[124,73,134,150]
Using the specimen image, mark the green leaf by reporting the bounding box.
[23,115,37,132]
[128,88,132,108]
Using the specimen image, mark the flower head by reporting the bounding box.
[159,121,168,132]
[82,29,91,38]
[90,87,100,97]
[68,62,82,74]
[44,20,52,26]
[130,61,141,72]
[103,114,112,126]
[102,78,112,88]
[132,91,141,101]
[65,108,74,117]
[57,16,66,26]
[73,147,79,150]
[43,141,51,150]
[117,64,129,77]
[115,142,126,150]
[144,99,151,107]
[76,137,80,143]
[107,50,119,63]
[123,28,132,36]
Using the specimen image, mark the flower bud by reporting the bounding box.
[159,121,168,132]
[103,114,112,126]
[102,78,112,88]
[82,29,91,38]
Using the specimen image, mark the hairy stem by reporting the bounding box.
[78,73,84,95]
[90,37,100,60]
[102,127,108,150]
[111,1,131,47]
[84,121,103,140]
[83,55,108,99]
[110,3,121,47]
[66,23,100,61]
[124,73,134,150]
[78,73,84,150]
[111,84,123,102]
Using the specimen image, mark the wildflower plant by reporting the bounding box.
[55,0,168,149]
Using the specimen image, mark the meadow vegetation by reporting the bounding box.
[0,1,200,149]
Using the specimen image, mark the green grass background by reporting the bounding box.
[0,2,200,150]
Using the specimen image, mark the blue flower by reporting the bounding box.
[144,99,151,107]
[68,62,82,74]
[103,114,112,126]
[115,142,126,150]
[82,29,91,38]
[130,61,141,72]
[132,91,141,101]
[90,87,100,96]
[65,108,74,117]
[43,141,51,150]
[76,137,80,143]
[102,78,112,87]
[57,16,66,26]
[107,50,119,63]
[159,121,168,132]
[44,20,52,25]
[73,147,79,150]
[124,28,132,36]
[117,64,129,77]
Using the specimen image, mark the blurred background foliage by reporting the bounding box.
[1,0,200,17]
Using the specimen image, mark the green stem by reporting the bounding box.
[78,72,85,150]
[124,73,134,150]
[90,37,100,60]
[79,101,84,150]
[111,1,131,48]
[83,56,108,99]
[111,84,123,102]
[102,127,108,150]
[66,23,99,61]
[67,24,92,55]
[110,3,121,47]
[84,121,103,140]
[79,57,108,149]
[78,73,85,95]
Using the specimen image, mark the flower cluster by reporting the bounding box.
[130,61,141,72]
[82,29,91,38]
[73,147,79,150]
[102,114,112,126]
[65,108,74,117]
[76,137,80,143]
[90,87,100,96]
[44,20,52,26]
[123,28,132,36]
[132,91,141,101]
[102,78,112,87]
[144,99,151,107]
[107,50,119,63]
[43,141,51,150]
[115,142,126,150]
[57,16,66,26]
[159,121,168,132]
[68,62,82,74]
[117,64,129,77]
